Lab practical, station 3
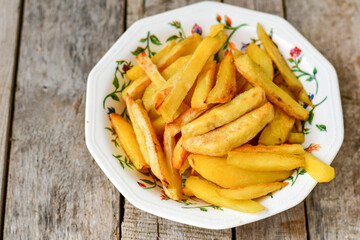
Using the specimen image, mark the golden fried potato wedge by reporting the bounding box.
[182,87,266,137]
[227,152,305,171]
[182,102,274,156]
[126,96,168,183]
[151,115,165,139]
[217,182,288,200]
[257,23,313,107]
[191,61,217,108]
[162,126,182,200]
[304,152,335,182]
[233,144,305,155]
[185,176,265,213]
[123,35,200,100]
[182,186,194,197]
[179,159,190,175]
[172,137,190,169]
[157,36,220,122]
[209,23,225,37]
[188,154,292,188]
[109,113,149,170]
[126,40,176,81]
[181,33,202,56]
[286,132,305,144]
[234,54,309,120]
[235,72,248,94]
[136,52,166,86]
[245,42,273,80]
[258,106,295,145]
[206,51,236,104]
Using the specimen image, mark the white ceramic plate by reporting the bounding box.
[85,1,343,229]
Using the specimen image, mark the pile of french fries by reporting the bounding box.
[109,23,335,213]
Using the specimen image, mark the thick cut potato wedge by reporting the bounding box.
[162,126,182,200]
[181,33,202,56]
[182,102,274,156]
[172,137,190,169]
[227,152,305,171]
[136,52,166,86]
[257,23,313,107]
[258,106,295,145]
[286,132,305,144]
[234,54,309,120]
[109,113,149,170]
[191,61,217,108]
[122,35,200,100]
[179,159,190,175]
[206,51,236,104]
[209,23,225,37]
[161,55,192,80]
[157,36,220,122]
[166,106,208,137]
[182,87,266,137]
[304,152,335,182]
[126,96,169,184]
[151,115,165,139]
[182,186,194,197]
[235,72,248,94]
[188,154,292,188]
[185,176,265,213]
[245,43,273,80]
[126,40,176,81]
[233,144,305,155]
[217,182,288,200]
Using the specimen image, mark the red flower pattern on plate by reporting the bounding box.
[305,143,321,153]
[225,15,232,26]
[191,24,202,35]
[137,182,146,188]
[290,46,302,58]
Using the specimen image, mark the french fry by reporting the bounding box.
[258,106,295,145]
[136,52,166,86]
[151,115,165,139]
[182,102,274,156]
[206,51,236,104]
[245,42,273,80]
[161,55,192,80]
[183,82,196,106]
[182,87,266,137]
[235,72,248,94]
[233,144,305,155]
[216,182,288,200]
[188,154,292,188]
[162,126,182,200]
[257,23,313,107]
[109,113,149,170]
[234,54,309,120]
[182,186,194,197]
[157,36,220,122]
[126,96,168,183]
[126,40,176,81]
[166,106,208,137]
[209,23,225,37]
[295,119,303,132]
[191,61,217,108]
[286,132,305,144]
[172,137,190,169]
[179,159,190,175]
[185,176,265,213]
[304,152,335,182]
[227,152,305,171]
[122,35,201,100]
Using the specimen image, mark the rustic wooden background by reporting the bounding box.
[0,0,359,239]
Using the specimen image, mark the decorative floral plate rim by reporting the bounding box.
[85,1,344,229]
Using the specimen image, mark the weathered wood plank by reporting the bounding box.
[0,0,22,234]
[224,0,308,239]
[286,0,360,239]
[3,0,125,239]
[121,1,232,239]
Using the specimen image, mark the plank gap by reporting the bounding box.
[0,0,25,238]
[304,202,310,240]
[119,194,125,239]
[231,227,236,240]
[282,0,287,19]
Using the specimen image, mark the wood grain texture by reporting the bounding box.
[122,1,231,239]
[224,0,308,239]
[0,0,22,234]
[286,0,360,239]
[3,0,124,239]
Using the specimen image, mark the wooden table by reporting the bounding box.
[1,0,359,239]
